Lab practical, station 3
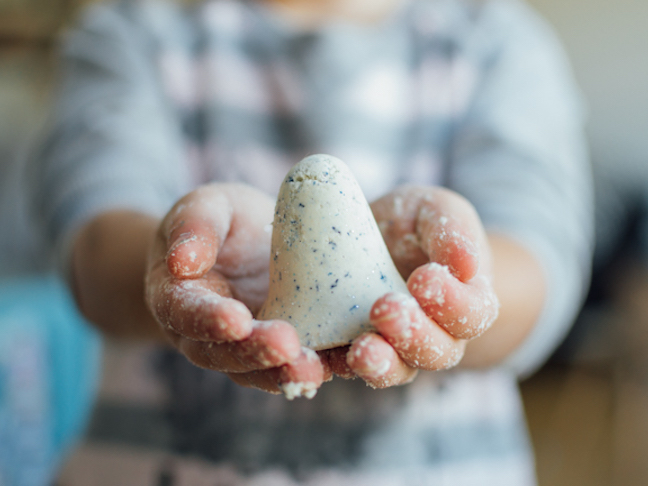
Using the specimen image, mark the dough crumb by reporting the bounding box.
[281,381,319,400]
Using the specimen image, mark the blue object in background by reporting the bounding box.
[0,275,101,486]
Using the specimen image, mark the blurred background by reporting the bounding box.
[0,0,647,484]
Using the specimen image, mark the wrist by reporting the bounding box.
[72,210,163,341]
[460,234,546,368]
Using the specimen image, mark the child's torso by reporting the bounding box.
[150,0,479,200]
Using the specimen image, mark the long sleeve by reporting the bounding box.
[30,2,191,273]
[447,0,594,376]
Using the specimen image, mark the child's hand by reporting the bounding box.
[145,183,326,397]
[332,186,500,388]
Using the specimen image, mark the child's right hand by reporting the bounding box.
[145,183,326,397]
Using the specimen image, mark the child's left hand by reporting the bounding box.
[325,185,500,388]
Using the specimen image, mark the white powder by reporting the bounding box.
[374,359,392,376]
[393,196,404,216]
[281,381,318,400]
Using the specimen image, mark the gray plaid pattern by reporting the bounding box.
[32,0,593,483]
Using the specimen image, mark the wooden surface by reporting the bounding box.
[521,366,615,486]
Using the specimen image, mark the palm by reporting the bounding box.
[145,183,325,397]
[337,185,499,388]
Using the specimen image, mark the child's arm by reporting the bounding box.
[72,184,327,396]
[31,3,325,398]
[337,187,545,388]
[318,187,526,387]
[334,4,594,384]
[462,234,546,368]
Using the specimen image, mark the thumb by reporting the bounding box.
[163,188,233,279]
[415,188,487,283]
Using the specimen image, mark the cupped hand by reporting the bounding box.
[332,186,500,388]
[145,183,326,398]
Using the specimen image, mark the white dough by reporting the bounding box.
[257,154,410,350]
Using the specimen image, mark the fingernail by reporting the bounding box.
[409,263,448,304]
[371,293,415,320]
[368,358,393,377]
[167,232,196,258]
[348,336,393,378]
[370,293,418,339]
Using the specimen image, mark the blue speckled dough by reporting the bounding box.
[257,154,410,350]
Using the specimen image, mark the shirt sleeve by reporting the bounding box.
[29,1,192,277]
[446,0,594,376]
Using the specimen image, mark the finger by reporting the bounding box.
[369,293,467,369]
[163,184,274,280]
[171,320,302,373]
[148,272,254,342]
[321,347,355,379]
[163,189,233,279]
[226,369,283,395]
[209,184,275,280]
[408,263,499,339]
[415,188,486,283]
[371,188,429,278]
[347,333,418,388]
[316,350,335,382]
[279,348,326,399]
[371,186,488,282]
[228,348,325,399]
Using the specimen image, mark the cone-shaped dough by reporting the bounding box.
[257,154,409,350]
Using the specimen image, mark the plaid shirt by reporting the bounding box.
[33,0,592,484]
